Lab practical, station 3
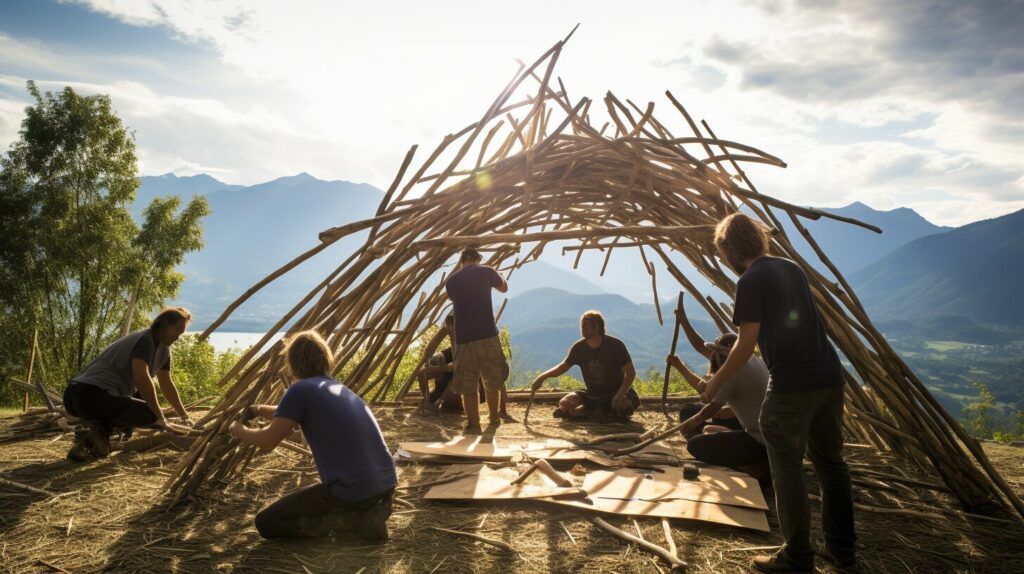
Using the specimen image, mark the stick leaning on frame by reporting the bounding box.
[661,293,685,421]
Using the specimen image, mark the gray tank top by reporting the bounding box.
[70,329,170,397]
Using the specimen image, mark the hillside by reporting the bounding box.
[851,208,1024,326]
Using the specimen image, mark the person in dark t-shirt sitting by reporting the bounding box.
[230,330,397,541]
[530,310,640,421]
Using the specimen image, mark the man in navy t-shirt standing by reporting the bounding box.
[444,248,510,433]
[230,331,398,541]
[703,213,855,573]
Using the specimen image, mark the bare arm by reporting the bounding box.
[680,401,725,436]
[155,370,189,421]
[531,362,572,390]
[675,307,711,359]
[249,404,277,419]
[132,358,164,420]
[229,417,296,451]
[493,272,509,293]
[704,322,759,401]
[616,362,636,396]
[667,355,706,393]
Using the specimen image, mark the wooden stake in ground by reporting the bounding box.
[661,293,684,420]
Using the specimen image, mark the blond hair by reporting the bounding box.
[285,330,333,379]
[150,307,191,331]
[713,213,770,268]
[580,310,606,335]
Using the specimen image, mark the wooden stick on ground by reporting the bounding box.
[591,517,687,571]
[0,476,57,497]
[426,526,516,552]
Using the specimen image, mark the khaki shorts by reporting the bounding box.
[451,335,509,395]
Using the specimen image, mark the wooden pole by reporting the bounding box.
[23,328,38,413]
[661,293,684,420]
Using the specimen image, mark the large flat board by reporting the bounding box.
[541,494,769,532]
[424,464,582,500]
[582,465,768,511]
[399,436,528,461]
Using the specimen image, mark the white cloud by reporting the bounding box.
[0,0,1015,226]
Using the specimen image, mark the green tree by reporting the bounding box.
[0,82,209,401]
[961,381,995,439]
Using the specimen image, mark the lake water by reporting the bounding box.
[197,331,283,353]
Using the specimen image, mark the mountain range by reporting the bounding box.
[136,173,1024,363]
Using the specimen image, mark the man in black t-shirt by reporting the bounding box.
[530,311,640,420]
[706,213,855,573]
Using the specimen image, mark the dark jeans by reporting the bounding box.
[63,383,157,435]
[255,484,394,539]
[575,388,641,417]
[678,403,745,431]
[687,430,768,468]
[760,385,856,567]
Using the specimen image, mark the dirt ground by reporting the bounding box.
[1,404,1022,574]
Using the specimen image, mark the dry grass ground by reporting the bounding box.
[1,404,1022,574]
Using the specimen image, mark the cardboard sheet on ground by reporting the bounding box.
[523,441,683,466]
[424,464,582,500]
[423,462,769,532]
[542,493,769,532]
[399,436,529,461]
[555,464,768,531]
[581,465,768,510]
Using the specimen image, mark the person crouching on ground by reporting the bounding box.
[668,329,770,482]
[530,310,640,421]
[229,331,397,541]
[62,307,193,462]
[415,313,486,413]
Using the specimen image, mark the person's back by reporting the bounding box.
[275,376,397,501]
[445,264,501,344]
[736,256,841,391]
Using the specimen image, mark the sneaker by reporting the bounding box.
[751,552,813,573]
[67,436,95,462]
[84,423,111,458]
[357,494,393,542]
[818,547,857,571]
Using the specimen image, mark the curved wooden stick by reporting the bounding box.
[662,292,684,420]
[523,385,540,425]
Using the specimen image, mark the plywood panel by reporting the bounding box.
[424,464,582,500]
[542,494,770,532]
[582,465,768,511]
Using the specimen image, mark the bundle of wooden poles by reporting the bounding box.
[163,30,1024,522]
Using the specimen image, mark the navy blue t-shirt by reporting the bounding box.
[275,376,397,501]
[445,264,502,344]
[731,256,842,393]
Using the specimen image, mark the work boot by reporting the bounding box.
[357,493,393,542]
[84,422,111,458]
[751,551,813,573]
[818,546,857,571]
[67,435,95,462]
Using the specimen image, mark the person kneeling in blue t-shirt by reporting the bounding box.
[229,330,398,541]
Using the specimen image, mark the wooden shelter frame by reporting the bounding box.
[164,31,1024,522]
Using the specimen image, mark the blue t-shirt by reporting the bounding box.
[445,264,502,344]
[275,376,397,501]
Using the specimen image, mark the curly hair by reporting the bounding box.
[285,330,334,380]
[713,213,770,271]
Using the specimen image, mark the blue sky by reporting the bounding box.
[1,0,1022,226]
